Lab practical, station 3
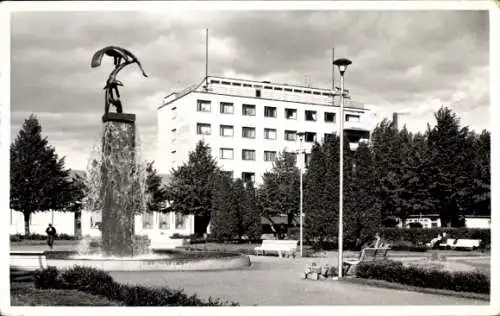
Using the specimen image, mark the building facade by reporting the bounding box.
[157,76,373,184]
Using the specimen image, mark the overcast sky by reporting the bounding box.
[10,9,490,171]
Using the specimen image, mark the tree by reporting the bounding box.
[344,141,381,246]
[10,114,84,235]
[426,107,471,227]
[471,130,490,216]
[303,135,341,243]
[145,161,168,213]
[241,180,262,240]
[210,173,239,240]
[257,151,300,229]
[166,140,220,235]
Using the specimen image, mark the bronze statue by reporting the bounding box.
[91,46,148,114]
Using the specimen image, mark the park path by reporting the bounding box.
[109,255,488,306]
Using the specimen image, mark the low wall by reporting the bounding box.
[10,250,251,272]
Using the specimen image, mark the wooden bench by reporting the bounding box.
[342,247,389,275]
[438,239,456,250]
[450,239,481,251]
[10,251,48,271]
[255,240,298,258]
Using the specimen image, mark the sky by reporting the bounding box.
[9,8,490,171]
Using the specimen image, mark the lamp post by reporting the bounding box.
[333,57,352,279]
[297,132,305,257]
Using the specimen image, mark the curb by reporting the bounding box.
[341,277,490,301]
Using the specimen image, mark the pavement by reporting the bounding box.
[109,255,488,306]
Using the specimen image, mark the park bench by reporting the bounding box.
[438,239,457,250]
[10,251,48,271]
[255,240,298,258]
[342,247,389,275]
[450,239,481,251]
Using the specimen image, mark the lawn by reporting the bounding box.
[10,283,123,306]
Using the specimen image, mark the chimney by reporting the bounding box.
[392,112,398,130]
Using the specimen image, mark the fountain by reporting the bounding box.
[9,46,250,272]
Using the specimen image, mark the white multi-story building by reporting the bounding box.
[158,76,373,184]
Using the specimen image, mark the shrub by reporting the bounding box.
[34,266,64,289]
[60,266,115,295]
[380,228,490,248]
[33,266,238,306]
[389,241,428,252]
[355,260,490,294]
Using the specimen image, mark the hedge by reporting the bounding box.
[10,233,81,242]
[34,266,238,306]
[355,260,490,294]
[379,228,490,248]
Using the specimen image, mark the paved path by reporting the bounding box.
[109,255,488,306]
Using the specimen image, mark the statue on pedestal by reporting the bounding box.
[91,46,148,115]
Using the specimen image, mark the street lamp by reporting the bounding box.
[333,57,352,279]
[297,132,305,257]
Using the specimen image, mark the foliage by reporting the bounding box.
[241,180,262,240]
[10,114,86,235]
[145,161,168,213]
[257,151,300,227]
[425,107,473,227]
[10,233,82,241]
[34,266,238,306]
[355,260,490,294]
[166,140,220,233]
[210,173,240,240]
[303,137,339,242]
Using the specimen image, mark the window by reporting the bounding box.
[220,148,234,160]
[159,212,170,230]
[220,102,234,114]
[324,112,336,123]
[304,90,311,94]
[313,91,321,95]
[243,83,252,87]
[197,123,211,135]
[264,106,277,118]
[346,114,361,122]
[242,127,256,139]
[242,172,255,183]
[293,89,302,93]
[305,132,316,142]
[285,130,297,141]
[210,80,220,84]
[264,128,277,140]
[242,104,256,116]
[232,82,241,86]
[197,100,211,112]
[256,89,261,98]
[285,108,297,120]
[264,151,277,161]
[324,133,334,142]
[175,213,187,229]
[172,106,177,110]
[171,128,176,133]
[305,110,317,121]
[142,212,154,229]
[284,88,293,92]
[222,170,234,179]
[242,149,256,161]
[220,125,234,137]
[222,81,231,85]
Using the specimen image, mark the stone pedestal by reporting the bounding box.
[100,112,137,257]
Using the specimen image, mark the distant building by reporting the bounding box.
[157,76,373,184]
[10,171,195,239]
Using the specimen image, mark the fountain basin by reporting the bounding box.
[10,249,251,272]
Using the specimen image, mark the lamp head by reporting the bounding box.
[333,58,352,75]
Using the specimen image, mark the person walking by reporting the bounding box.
[45,223,57,250]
